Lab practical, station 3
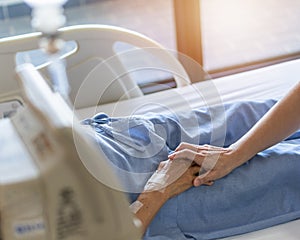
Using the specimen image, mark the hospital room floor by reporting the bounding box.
[1,0,300,74]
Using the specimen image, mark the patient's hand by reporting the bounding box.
[168,142,240,187]
[144,159,200,199]
[132,159,200,234]
[162,160,201,199]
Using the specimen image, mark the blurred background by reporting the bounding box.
[1,0,300,92]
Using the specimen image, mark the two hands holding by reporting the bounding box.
[134,82,300,234]
[134,142,243,234]
[168,142,240,189]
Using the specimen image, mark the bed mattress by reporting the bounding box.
[76,59,300,119]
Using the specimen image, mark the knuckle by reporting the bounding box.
[195,153,205,161]
[178,142,187,148]
[182,149,191,155]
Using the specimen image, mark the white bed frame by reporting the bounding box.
[0,24,190,109]
[0,24,299,240]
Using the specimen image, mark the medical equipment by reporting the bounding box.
[0,63,141,240]
[23,0,67,35]
[23,0,71,102]
[0,1,141,236]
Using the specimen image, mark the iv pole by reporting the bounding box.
[23,0,71,103]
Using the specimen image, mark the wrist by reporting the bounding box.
[134,190,168,233]
[140,189,169,204]
[228,144,250,167]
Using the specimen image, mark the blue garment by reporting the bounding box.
[82,99,300,240]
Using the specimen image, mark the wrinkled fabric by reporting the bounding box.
[82,99,300,240]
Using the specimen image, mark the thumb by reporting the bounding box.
[193,177,204,187]
[193,172,216,187]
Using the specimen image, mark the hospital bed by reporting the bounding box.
[1,24,300,239]
[76,44,300,240]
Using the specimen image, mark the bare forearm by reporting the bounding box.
[132,162,200,232]
[133,191,168,234]
[231,82,300,164]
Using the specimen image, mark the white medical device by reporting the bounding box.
[0,0,140,238]
[23,0,72,102]
[0,64,141,240]
[23,0,68,36]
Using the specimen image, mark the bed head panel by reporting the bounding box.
[0,24,190,109]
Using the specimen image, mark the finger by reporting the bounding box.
[190,165,201,176]
[203,144,228,152]
[174,143,228,154]
[174,142,200,152]
[158,160,172,172]
[157,163,164,171]
[202,180,214,186]
[168,153,176,160]
[170,145,215,159]
[186,166,201,186]
[177,143,227,153]
[169,149,205,166]
[193,171,218,187]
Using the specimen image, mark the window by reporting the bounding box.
[174,0,300,78]
[2,0,300,93]
[1,0,176,94]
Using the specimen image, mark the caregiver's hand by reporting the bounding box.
[168,142,242,187]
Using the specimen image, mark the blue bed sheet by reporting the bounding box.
[82,99,300,240]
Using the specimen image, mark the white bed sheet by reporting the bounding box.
[76,59,300,119]
[76,59,300,240]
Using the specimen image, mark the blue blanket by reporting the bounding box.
[82,99,300,240]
